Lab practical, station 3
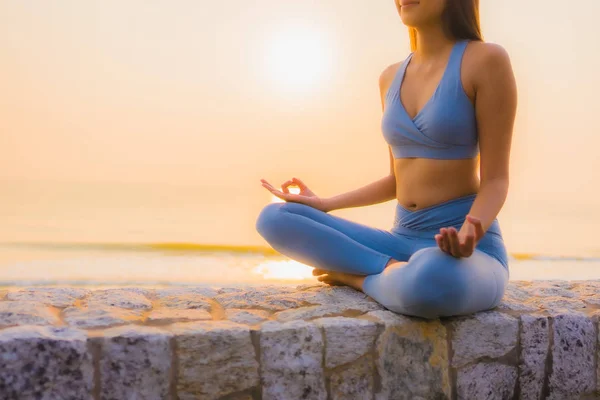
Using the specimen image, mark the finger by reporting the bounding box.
[261,181,277,191]
[435,234,443,250]
[454,228,466,257]
[467,215,485,240]
[261,182,281,195]
[440,229,450,253]
[461,233,475,257]
[436,234,448,254]
[442,229,452,254]
[312,268,327,276]
[260,183,275,194]
[280,180,295,194]
[263,185,290,201]
[452,229,464,257]
[439,228,450,253]
[285,193,304,203]
[292,177,309,191]
[448,228,461,257]
[271,191,289,201]
[262,181,288,197]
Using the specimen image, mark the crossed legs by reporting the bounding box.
[255,201,508,319]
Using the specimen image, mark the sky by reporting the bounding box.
[1,0,599,257]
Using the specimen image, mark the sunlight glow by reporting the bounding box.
[252,259,314,281]
[271,186,300,203]
[264,23,332,91]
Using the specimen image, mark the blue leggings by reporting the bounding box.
[255,194,509,319]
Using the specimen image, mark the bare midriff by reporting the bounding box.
[394,157,480,211]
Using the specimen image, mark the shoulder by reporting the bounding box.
[467,41,511,67]
[379,62,402,83]
[379,61,402,94]
[463,41,514,89]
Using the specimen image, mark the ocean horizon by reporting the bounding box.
[2,179,598,257]
[2,241,600,288]
[2,179,599,286]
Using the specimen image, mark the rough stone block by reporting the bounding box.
[456,362,517,400]
[495,300,539,313]
[0,326,93,399]
[548,312,595,399]
[173,320,258,399]
[313,316,379,368]
[526,296,587,312]
[259,320,326,400]
[225,308,271,325]
[504,283,534,301]
[496,286,539,312]
[146,308,211,324]
[286,286,384,311]
[214,289,306,311]
[154,286,219,299]
[528,281,575,297]
[245,285,297,295]
[519,314,550,400]
[63,306,144,329]
[155,293,211,310]
[223,394,254,400]
[329,355,374,400]
[368,310,450,400]
[98,326,172,400]
[0,301,59,327]
[6,287,90,308]
[87,288,152,310]
[273,303,374,323]
[572,282,600,306]
[451,311,518,368]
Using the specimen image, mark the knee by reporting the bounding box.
[255,202,310,238]
[395,248,469,319]
[255,202,285,238]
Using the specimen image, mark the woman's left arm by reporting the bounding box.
[468,43,518,231]
[436,43,517,257]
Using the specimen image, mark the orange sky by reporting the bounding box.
[1,1,599,257]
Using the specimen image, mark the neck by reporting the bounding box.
[414,24,454,61]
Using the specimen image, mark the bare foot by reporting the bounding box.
[385,258,401,268]
[311,268,365,291]
[312,268,341,286]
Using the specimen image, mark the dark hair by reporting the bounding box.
[409,0,482,51]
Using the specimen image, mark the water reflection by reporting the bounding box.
[252,259,314,281]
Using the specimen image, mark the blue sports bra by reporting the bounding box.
[381,40,479,159]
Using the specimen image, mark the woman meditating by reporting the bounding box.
[255,0,517,319]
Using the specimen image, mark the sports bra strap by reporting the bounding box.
[445,40,469,81]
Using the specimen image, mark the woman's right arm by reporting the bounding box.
[261,66,399,212]
[321,65,399,212]
[322,147,396,212]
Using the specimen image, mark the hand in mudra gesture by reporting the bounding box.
[435,215,485,258]
[260,177,329,213]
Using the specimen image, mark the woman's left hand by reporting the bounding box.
[435,215,485,258]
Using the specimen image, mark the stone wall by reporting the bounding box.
[0,280,599,399]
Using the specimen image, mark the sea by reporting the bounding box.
[2,179,599,288]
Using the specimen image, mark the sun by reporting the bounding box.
[263,23,332,92]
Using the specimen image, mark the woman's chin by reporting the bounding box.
[400,15,422,28]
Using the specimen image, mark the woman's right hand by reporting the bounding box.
[260,177,330,212]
